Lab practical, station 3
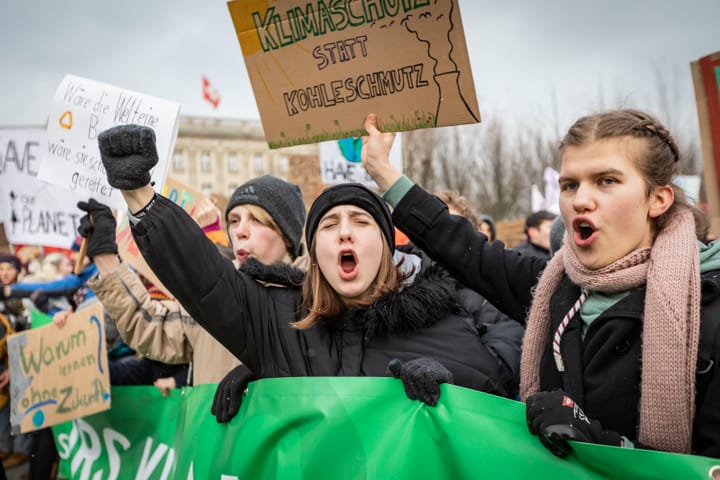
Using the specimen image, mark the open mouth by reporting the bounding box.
[572,218,598,247]
[339,250,358,279]
[340,252,357,272]
[577,223,594,240]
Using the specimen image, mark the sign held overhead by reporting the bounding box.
[228,0,481,148]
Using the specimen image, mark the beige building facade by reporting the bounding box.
[171,115,322,205]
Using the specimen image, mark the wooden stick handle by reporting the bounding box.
[73,215,94,275]
[73,236,90,275]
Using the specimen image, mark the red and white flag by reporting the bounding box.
[202,76,220,109]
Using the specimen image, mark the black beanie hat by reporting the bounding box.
[305,183,394,251]
[0,255,21,273]
[225,175,306,259]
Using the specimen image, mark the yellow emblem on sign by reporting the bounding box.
[59,111,73,130]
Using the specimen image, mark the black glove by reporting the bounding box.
[77,199,118,260]
[526,390,622,457]
[211,365,257,423]
[98,124,158,190]
[387,357,454,407]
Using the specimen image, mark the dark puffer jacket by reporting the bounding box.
[131,195,514,397]
[390,184,720,458]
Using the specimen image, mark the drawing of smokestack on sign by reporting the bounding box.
[402,0,480,126]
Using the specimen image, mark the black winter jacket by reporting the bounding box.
[398,244,524,393]
[392,185,720,457]
[131,195,513,397]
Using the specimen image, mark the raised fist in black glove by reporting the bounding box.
[388,357,454,406]
[77,199,118,260]
[526,390,622,457]
[98,124,158,190]
[211,365,257,423]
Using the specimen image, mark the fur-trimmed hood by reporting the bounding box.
[350,259,463,339]
[239,257,306,287]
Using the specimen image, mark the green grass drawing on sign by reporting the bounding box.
[268,112,436,149]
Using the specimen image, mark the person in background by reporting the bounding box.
[435,190,479,228]
[478,214,497,242]
[0,255,31,471]
[77,176,306,423]
[361,110,720,458]
[2,237,98,315]
[512,210,557,260]
[78,174,307,391]
[0,255,29,330]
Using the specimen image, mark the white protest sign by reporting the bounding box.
[0,128,84,248]
[38,74,180,210]
[319,133,402,188]
[676,175,702,204]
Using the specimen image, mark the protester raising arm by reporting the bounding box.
[98,125,517,407]
[361,114,545,324]
[95,126,267,371]
[364,110,720,458]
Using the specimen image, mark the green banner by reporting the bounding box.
[52,379,719,479]
[30,308,53,328]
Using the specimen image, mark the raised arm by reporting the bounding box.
[362,114,545,322]
[95,125,272,369]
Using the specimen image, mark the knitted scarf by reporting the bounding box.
[520,207,700,453]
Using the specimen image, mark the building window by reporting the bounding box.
[253,153,264,173]
[228,183,238,196]
[277,155,289,175]
[201,151,212,172]
[173,151,184,171]
[201,183,213,196]
[227,152,239,173]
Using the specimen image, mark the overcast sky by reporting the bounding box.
[1,1,718,143]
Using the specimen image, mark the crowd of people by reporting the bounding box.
[0,107,719,478]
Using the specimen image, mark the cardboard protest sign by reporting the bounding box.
[228,0,480,148]
[0,128,86,248]
[8,303,110,433]
[116,177,209,299]
[691,52,720,237]
[319,133,402,186]
[37,74,180,211]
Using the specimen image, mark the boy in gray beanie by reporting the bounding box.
[225,175,306,259]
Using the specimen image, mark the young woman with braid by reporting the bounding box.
[362,110,720,458]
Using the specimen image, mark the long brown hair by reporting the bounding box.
[559,109,707,239]
[293,235,405,330]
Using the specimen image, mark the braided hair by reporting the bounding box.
[559,109,707,239]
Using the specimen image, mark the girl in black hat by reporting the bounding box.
[93,123,519,410]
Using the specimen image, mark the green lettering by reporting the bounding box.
[19,337,43,375]
[57,386,72,414]
[252,7,280,52]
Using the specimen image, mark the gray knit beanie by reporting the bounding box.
[225,175,306,259]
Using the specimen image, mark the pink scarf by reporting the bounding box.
[520,208,700,453]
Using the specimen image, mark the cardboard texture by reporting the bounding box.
[228,0,480,148]
[7,303,110,433]
[116,176,211,299]
[691,52,720,237]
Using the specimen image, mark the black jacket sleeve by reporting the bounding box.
[129,195,285,373]
[391,185,546,324]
